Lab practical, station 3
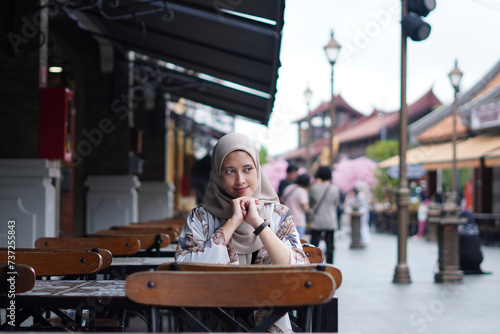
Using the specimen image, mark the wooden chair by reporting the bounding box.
[156,262,342,290]
[137,218,185,226]
[0,264,36,294]
[125,269,335,332]
[303,245,325,264]
[90,232,171,256]
[0,248,104,277]
[108,226,179,243]
[35,236,141,256]
[156,262,342,332]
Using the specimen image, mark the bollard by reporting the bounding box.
[426,200,440,242]
[350,203,364,249]
[430,195,465,283]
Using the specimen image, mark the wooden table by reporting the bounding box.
[0,280,150,331]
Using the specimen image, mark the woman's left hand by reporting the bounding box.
[239,197,262,228]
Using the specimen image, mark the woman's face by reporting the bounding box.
[220,150,258,198]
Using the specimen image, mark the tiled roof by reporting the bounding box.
[336,88,441,143]
[294,94,364,123]
[417,113,469,144]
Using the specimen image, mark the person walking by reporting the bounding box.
[282,173,311,239]
[308,166,340,264]
[277,163,298,202]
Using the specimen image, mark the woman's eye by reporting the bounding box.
[224,169,234,175]
[244,167,253,173]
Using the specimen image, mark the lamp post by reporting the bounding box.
[429,59,465,284]
[393,0,411,284]
[323,30,341,167]
[304,84,313,172]
[448,59,463,199]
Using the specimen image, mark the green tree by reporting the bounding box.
[365,139,399,162]
[259,146,268,164]
[365,140,399,203]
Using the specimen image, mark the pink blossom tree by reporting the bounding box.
[262,157,289,192]
[332,156,377,194]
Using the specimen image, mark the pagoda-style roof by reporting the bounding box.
[336,88,441,144]
[409,59,500,144]
[293,94,364,124]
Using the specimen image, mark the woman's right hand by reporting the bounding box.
[229,198,246,224]
[221,198,246,243]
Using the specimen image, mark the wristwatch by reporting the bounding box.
[253,219,270,236]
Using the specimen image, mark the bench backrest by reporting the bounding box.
[91,231,171,249]
[302,245,325,264]
[126,270,335,308]
[0,248,103,276]
[109,226,179,242]
[156,262,342,290]
[0,264,36,293]
[35,237,141,256]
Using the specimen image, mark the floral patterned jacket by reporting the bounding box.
[175,203,309,265]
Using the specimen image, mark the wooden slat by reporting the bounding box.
[156,262,342,290]
[138,218,186,226]
[303,245,325,264]
[109,226,179,242]
[0,264,36,293]
[0,249,103,276]
[91,232,171,249]
[35,237,141,255]
[126,270,335,308]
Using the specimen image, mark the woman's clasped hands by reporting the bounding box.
[230,197,262,229]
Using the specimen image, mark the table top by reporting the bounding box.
[110,257,174,266]
[16,280,126,298]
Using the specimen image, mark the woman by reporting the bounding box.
[308,166,340,264]
[175,133,309,332]
[282,173,310,239]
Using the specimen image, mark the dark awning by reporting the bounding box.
[63,0,285,124]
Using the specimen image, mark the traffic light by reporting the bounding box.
[402,0,436,41]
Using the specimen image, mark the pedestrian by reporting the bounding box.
[277,163,298,202]
[354,181,372,246]
[308,165,341,264]
[282,173,311,239]
[458,210,489,275]
[175,133,309,332]
[415,193,430,239]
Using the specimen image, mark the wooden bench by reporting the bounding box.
[0,248,105,277]
[125,268,335,332]
[0,264,36,294]
[35,237,141,256]
[108,226,179,243]
[156,262,341,332]
[90,232,171,256]
[303,245,325,264]
[156,262,342,290]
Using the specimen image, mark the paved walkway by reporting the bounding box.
[333,230,500,334]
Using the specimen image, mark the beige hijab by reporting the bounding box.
[201,133,279,254]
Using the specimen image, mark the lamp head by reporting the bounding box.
[448,59,463,92]
[324,30,341,65]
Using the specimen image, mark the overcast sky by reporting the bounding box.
[234,0,500,157]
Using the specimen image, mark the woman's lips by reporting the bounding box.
[234,187,248,193]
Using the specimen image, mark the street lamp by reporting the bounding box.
[448,59,463,198]
[393,0,411,284]
[304,84,313,172]
[323,29,341,167]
